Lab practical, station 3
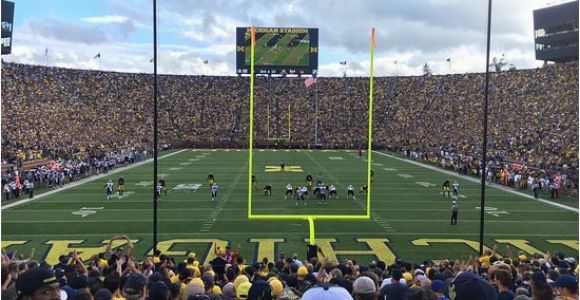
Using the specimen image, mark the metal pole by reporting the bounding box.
[479,0,492,255]
[152,0,159,253]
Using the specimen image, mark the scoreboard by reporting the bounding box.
[236,27,318,75]
[1,0,14,55]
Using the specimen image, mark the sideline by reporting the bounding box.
[372,150,578,213]
[1,149,188,210]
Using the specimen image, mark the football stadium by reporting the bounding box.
[1,1,579,300]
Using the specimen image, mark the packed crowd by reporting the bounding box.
[1,62,578,193]
[2,236,578,300]
[1,147,150,202]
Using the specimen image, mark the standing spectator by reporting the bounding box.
[352,276,377,300]
[379,269,408,300]
[554,275,578,300]
[15,268,60,300]
[491,269,515,300]
[431,279,448,300]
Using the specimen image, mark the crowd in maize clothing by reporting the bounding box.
[1,62,578,196]
[1,236,579,300]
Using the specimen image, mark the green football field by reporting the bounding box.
[2,149,578,266]
[245,33,310,66]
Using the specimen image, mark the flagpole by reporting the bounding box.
[152,0,159,253]
[314,78,318,147]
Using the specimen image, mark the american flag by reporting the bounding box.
[304,76,317,88]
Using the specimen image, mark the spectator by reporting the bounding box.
[352,276,377,300]
[554,274,578,300]
[15,268,60,300]
[431,279,448,300]
[380,269,408,299]
[122,273,146,300]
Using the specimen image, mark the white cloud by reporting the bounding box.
[4,0,552,76]
[82,15,129,24]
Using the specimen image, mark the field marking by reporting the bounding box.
[397,174,414,179]
[171,183,202,192]
[1,150,188,211]
[303,152,392,233]
[372,151,579,213]
[23,199,573,206]
[4,232,578,238]
[3,218,575,224]
[203,160,249,232]
[72,206,104,218]
[168,167,183,171]
[179,162,192,166]
[110,191,135,199]
[329,157,344,160]
[8,208,567,213]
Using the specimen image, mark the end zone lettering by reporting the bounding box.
[2,238,577,266]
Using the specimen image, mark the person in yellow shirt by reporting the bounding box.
[185,257,201,278]
[234,256,248,275]
[153,250,162,264]
[96,252,109,268]
[478,244,497,268]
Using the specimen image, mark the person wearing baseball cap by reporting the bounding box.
[16,268,60,300]
[352,276,376,300]
[554,274,578,299]
[236,281,252,299]
[121,273,146,300]
[431,279,448,300]
[301,284,353,300]
[449,271,497,300]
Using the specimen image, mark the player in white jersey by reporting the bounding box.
[296,186,307,206]
[105,180,114,200]
[318,183,327,205]
[285,184,293,200]
[156,183,163,199]
[210,184,218,201]
[452,181,460,196]
[347,184,355,200]
[329,185,337,200]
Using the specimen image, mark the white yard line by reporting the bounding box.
[201,160,248,231]
[3,231,577,238]
[9,208,568,213]
[372,150,578,213]
[3,218,575,224]
[1,149,188,211]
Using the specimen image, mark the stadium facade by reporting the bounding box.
[533,1,579,63]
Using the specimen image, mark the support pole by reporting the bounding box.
[479,0,493,255]
[152,0,159,253]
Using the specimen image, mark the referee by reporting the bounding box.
[450,200,458,225]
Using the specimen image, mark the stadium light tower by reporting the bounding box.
[340,60,347,77]
[203,59,209,75]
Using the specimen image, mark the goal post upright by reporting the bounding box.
[248,26,256,218]
[366,27,376,218]
[247,27,376,247]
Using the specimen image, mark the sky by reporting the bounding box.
[1,0,566,76]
